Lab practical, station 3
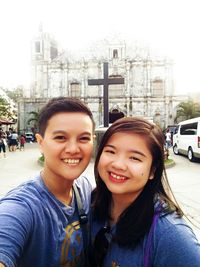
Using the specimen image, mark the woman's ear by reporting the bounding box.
[149,174,154,180]
[35,133,43,146]
[149,167,156,180]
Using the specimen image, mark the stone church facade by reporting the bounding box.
[18,29,187,132]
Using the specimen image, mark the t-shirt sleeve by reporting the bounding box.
[153,222,200,267]
[0,199,33,266]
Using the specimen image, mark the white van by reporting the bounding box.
[173,117,200,162]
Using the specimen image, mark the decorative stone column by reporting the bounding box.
[125,61,130,96]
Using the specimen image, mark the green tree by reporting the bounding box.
[175,100,200,123]
[27,111,40,131]
[5,87,24,103]
[0,97,14,120]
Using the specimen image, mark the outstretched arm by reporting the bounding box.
[0,199,32,267]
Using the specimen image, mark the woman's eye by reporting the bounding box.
[80,136,91,142]
[130,156,141,161]
[104,149,115,154]
[54,136,66,140]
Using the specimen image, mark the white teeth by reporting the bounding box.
[111,173,126,180]
[63,159,80,164]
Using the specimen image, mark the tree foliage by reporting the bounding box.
[175,100,200,122]
[5,87,24,103]
[0,97,14,120]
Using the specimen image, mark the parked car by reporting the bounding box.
[25,132,35,143]
[173,117,200,162]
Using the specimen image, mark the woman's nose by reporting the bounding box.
[64,140,80,154]
[111,157,127,171]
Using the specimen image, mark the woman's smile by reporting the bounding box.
[109,172,128,183]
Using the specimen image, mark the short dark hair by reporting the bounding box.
[92,116,182,248]
[38,97,95,136]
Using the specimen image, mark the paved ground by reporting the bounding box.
[165,150,200,241]
[0,143,200,241]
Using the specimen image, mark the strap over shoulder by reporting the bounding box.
[72,184,88,224]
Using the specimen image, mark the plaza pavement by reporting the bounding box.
[0,142,200,241]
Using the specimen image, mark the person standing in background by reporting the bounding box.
[0,131,7,158]
[165,129,172,149]
[19,134,26,151]
[10,130,18,151]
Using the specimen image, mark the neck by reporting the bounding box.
[41,170,73,205]
[110,194,137,224]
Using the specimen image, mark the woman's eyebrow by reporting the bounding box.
[104,144,115,149]
[105,144,146,157]
[128,149,147,157]
[52,130,92,135]
[52,130,66,134]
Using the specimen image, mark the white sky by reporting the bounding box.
[0,0,199,95]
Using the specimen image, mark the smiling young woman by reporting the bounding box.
[90,116,200,267]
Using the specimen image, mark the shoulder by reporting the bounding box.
[1,178,37,197]
[75,175,93,194]
[0,180,39,228]
[0,176,44,210]
[0,175,59,224]
[152,213,200,266]
[156,212,198,241]
[74,176,93,213]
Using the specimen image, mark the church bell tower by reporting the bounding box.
[30,24,59,97]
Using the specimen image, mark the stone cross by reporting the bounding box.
[88,62,124,127]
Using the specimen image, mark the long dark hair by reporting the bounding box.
[92,117,183,248]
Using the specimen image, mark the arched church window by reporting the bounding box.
[50,46,58,60]
[35,41,41,53]
[113,49,118,58]
[70,82,81,97]
[152,78,164,96]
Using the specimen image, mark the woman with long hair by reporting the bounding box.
[91,117,200,267]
